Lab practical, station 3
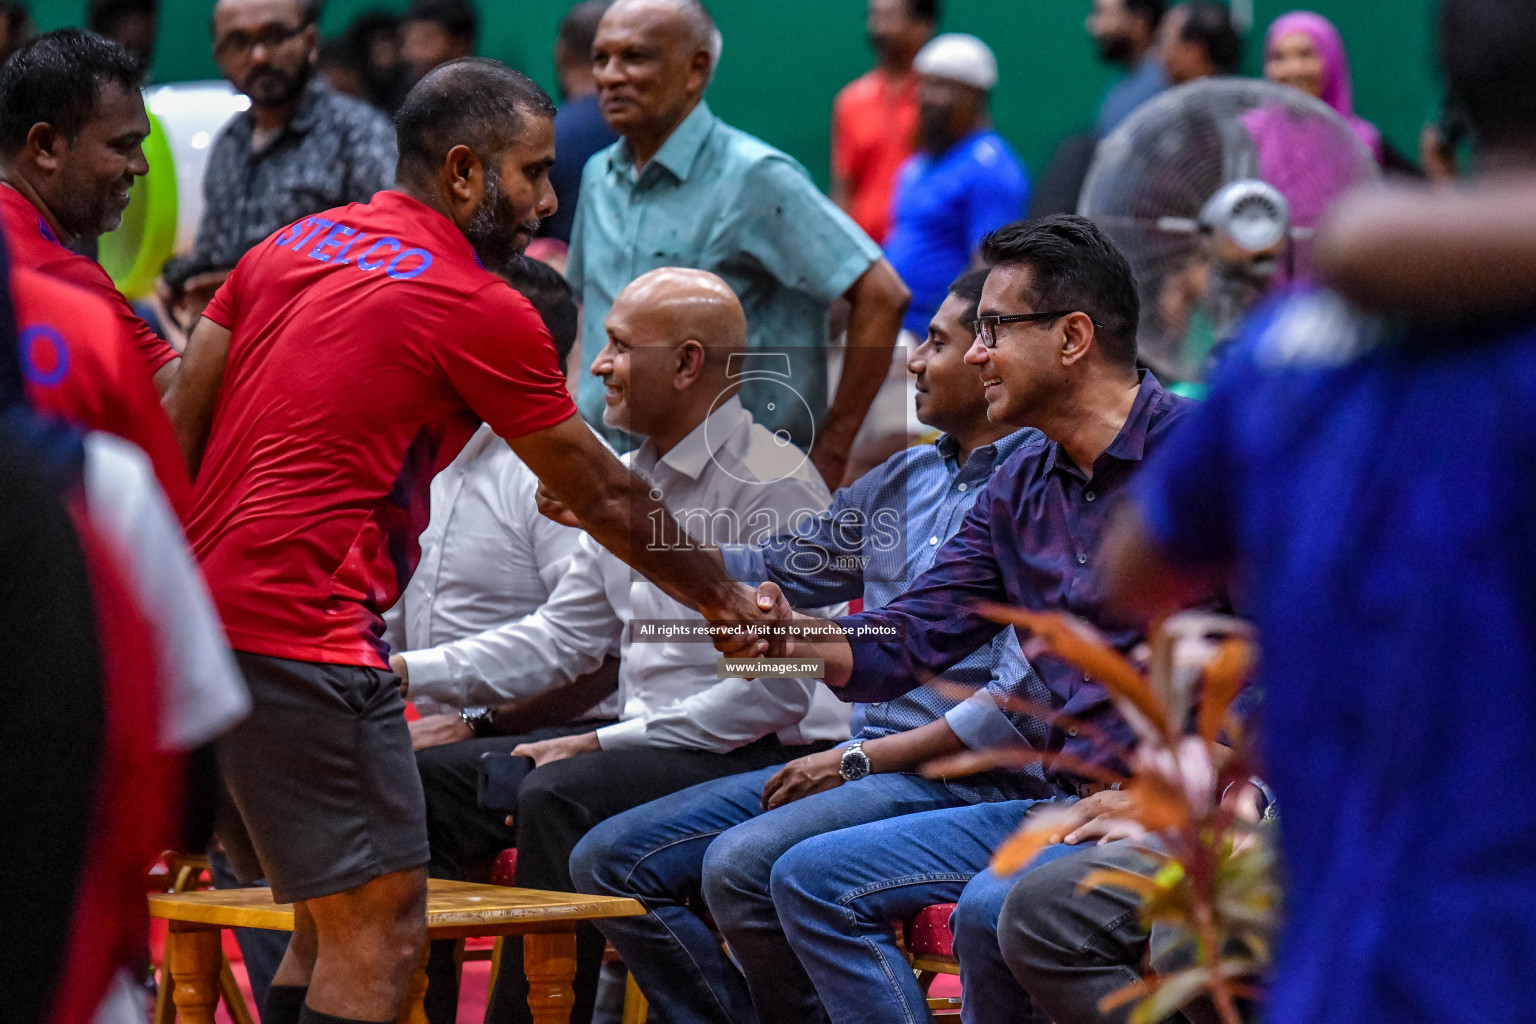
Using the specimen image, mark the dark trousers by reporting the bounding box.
[997,841,1222,1024]
[417,720,614,1024]
[483,735,834,1024]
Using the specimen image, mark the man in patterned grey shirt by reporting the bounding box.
[191,0,396,274]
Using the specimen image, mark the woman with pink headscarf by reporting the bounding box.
[1262,10,1384,163]
[1237,11,1384,282]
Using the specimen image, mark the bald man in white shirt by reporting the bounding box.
[409,268,848,1024]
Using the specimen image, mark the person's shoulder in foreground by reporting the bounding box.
[10,265,192,518]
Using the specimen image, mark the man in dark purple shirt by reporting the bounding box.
[743,214,1193,783]
[710,214,1198,1024]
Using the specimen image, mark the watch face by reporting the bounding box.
[840,746,871,781]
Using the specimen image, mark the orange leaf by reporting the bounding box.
[1123,771,1192,832]
[977,603,1172,743]
[1197,638,1256,744]
[990,806,1081,874]
[1100,976,1160,1013]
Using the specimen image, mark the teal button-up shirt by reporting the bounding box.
[567,102,882,449]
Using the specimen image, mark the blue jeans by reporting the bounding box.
[770,799,1076,1024]
[570,765,973,1024]
[950,857,1084,1024]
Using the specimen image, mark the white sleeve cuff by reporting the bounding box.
[400,647,457,704]
[945,690,1032,752]
[595,717,650,750]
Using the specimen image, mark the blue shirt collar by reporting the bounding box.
[935,426,1038,469]
[609,100,716,184]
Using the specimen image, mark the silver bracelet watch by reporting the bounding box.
[839,740,872,781]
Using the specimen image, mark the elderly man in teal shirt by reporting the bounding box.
[569,0,910,488]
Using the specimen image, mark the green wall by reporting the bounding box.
[29,0,1440,187]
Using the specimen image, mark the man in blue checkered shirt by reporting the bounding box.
[570,268,1066,1024]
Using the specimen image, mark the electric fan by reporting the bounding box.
[1078,77,1380,382]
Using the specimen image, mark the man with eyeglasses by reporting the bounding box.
[708,215,1200,1024]
[190,0,395,279]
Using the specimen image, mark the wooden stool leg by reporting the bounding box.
[488,937,505,995]
[398,949,431,1024]
[621,970,649,1024]
[220,959,257,1024]
[152,955,176,1024]
[167,925,223,1024]
[523,931,579,1024]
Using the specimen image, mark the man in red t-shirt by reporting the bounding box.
[830,0,936,244]
[11,267,192,518]
[0,30,180,392]
[171,58,775,1024]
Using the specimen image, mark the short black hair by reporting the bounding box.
[1177,1,1240,74]
[0,29,144,156]
[394,57,555,179]
[948,267,990,326]
[557,0,609,60]
[979,215,1140,367]
[1440,0,1536,150]
[1125,0,1167,30]
[402,0,476,43]
[906,0,939,22]
[85,0,155,37]
[499,256,578,366]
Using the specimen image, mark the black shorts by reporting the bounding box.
[216,651,430,903]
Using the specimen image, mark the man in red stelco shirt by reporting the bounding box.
[0,30,180,393]
[171,58,775,1024]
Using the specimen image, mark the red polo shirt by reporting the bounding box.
[832,68,920,245]
[0,182,179,377]
[11,267,192,519]
[188,190,576,667]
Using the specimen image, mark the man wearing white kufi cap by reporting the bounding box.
[884,32,1029,344]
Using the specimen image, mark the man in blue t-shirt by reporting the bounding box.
[884,33,1028,338]
[539,0,617,244]
[1103,3,1536,1019]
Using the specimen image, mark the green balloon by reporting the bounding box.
[99,109,178,301]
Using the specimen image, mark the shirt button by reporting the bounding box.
[1067,728,1079,738]
[1077,553,1088,564]
[957,483,968,492]
[1086,491,1097,502]
[929,536,940,546]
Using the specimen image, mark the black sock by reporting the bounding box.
[260,985,308,1024]
[297,1007,393,1024]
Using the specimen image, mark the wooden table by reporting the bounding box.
[148,879,644,1024]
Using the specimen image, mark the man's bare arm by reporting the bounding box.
[811,259,909,488]
[507,416,778,648]
[1317,177,1536,314]
[162,317,233,477]
[152,357,181,396]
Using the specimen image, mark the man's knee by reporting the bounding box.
[764,836,831,919]
[997,863,1068,981]
[569,818,624,896]
[309,867,428,968]
[950,869,1009,959]
[700,821,779,925]
[516,757,588,821]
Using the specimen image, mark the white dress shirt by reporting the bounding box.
[384,423,606,711]
[406,397,851,752]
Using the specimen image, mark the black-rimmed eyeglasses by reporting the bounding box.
[968,311,1101,349]
[214,22,307,59]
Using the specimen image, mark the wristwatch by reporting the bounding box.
[459,706,494,738]
[839,741,872,782]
